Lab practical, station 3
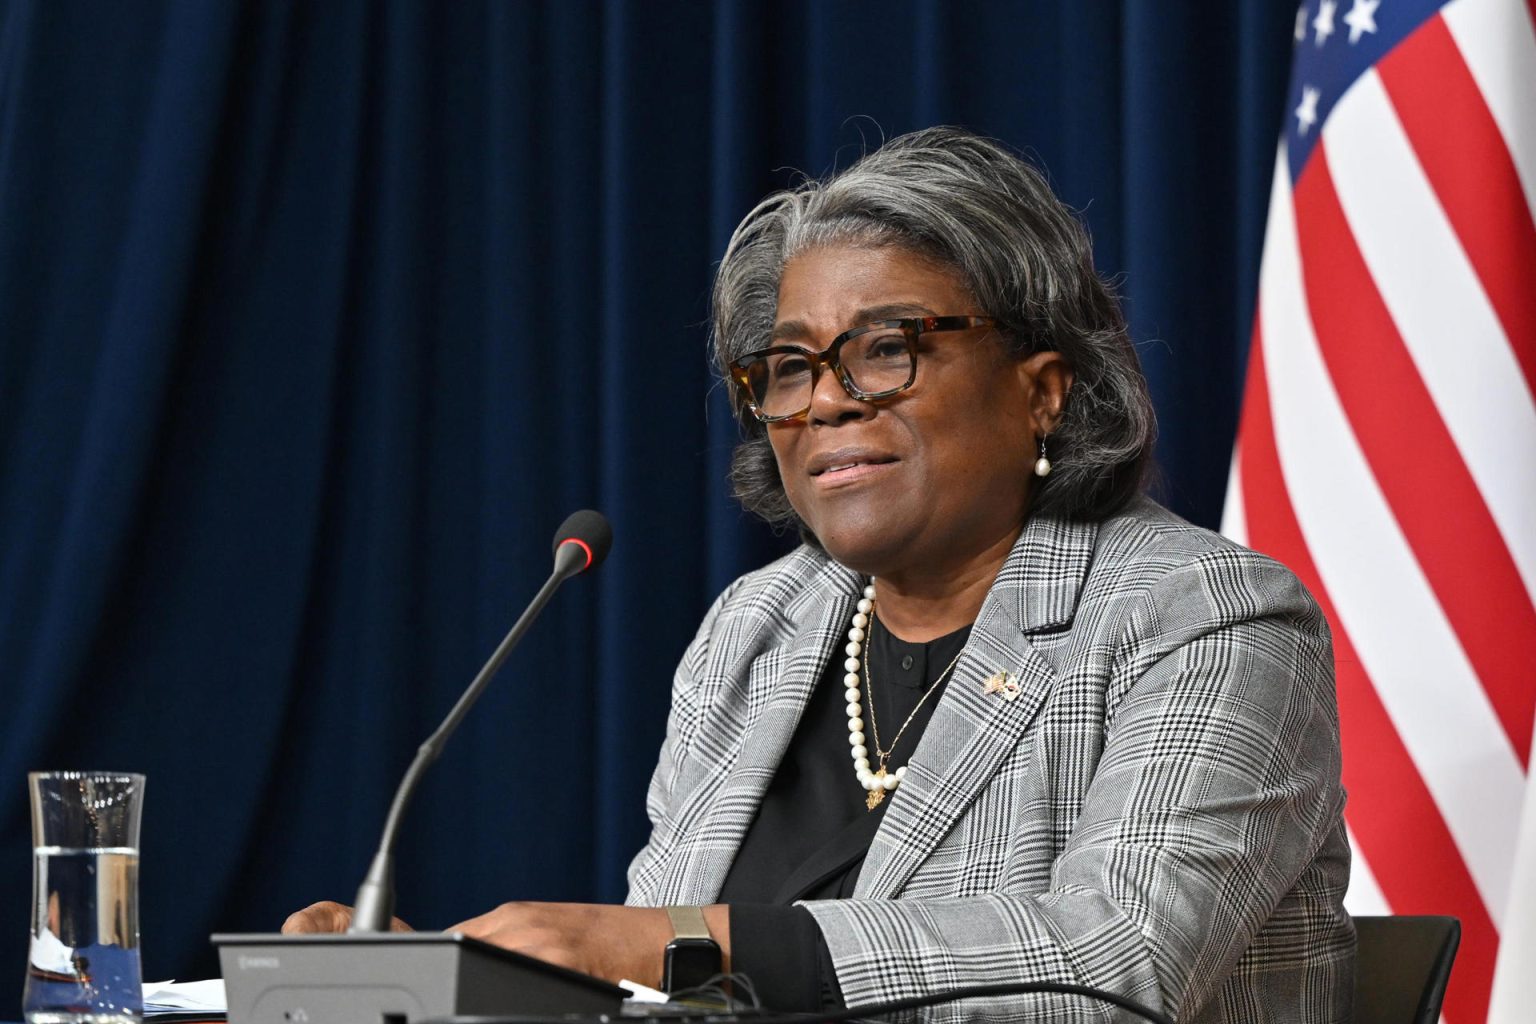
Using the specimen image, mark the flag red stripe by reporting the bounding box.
[1378,14,1536,399]
[1292,147,1536,764]
[1235,330,1498,1024]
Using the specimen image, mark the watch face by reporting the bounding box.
[663,937,722,993]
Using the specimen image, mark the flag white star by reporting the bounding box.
[1295,86,1321,134]
[1314,0,1338,46]
[1344,0,1380,43]
[1295,3,1309,42]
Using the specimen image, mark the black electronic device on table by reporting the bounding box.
[212,932,625,1024]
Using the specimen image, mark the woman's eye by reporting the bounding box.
[866,335,909,360]
[770,354,813,380]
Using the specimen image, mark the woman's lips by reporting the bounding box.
[811,459,898,487]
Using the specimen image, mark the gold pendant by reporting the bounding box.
[866,769,887,810]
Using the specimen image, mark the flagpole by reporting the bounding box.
[1488,726,1536,1024]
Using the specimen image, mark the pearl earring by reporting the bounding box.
[1034,436,1052,477]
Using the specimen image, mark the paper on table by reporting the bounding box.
[142,979,227,1011]
[618,979,670,1004]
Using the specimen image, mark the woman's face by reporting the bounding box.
[766,244,1072,580]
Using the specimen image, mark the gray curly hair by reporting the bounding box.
[713,126,1155,530]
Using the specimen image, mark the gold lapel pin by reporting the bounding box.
[983,670,1021,701]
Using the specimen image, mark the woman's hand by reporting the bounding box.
[281,900,413,934]
[448,903,729,988]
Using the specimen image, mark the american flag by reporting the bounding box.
[1219,0,1536,1020]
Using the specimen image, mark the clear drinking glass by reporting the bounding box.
[23,772,145,1024]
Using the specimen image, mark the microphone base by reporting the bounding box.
[213,933,627,1024]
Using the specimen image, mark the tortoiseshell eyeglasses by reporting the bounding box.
[728,315,999,423]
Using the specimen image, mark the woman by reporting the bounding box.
[288,127,1353,1023]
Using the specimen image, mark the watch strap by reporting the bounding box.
[665,905,711,940]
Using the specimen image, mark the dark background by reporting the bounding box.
[0,0,1296,1006]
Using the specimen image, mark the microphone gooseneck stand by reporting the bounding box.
[214,511,624,1024]
[350,520,607,933]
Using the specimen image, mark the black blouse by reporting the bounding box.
[718,616,972,1010]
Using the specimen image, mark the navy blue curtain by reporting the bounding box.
[0,0,1295,1004]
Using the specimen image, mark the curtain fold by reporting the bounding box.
[0,0,1295,996]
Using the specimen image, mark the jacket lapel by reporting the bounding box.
[854,513,1100,899]
[681,560,861,900]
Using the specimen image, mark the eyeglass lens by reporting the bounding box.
[748,327,913,418]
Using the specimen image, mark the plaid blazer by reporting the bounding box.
[627,497,1353,1023]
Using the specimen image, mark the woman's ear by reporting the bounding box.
[1015,351,1075,435]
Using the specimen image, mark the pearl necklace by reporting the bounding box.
[844,584,964,810]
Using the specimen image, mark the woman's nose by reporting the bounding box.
[806,361,872,424]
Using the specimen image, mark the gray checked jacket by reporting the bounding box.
[627,497,1354,1023]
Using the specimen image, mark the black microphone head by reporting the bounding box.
[551,509,613,573]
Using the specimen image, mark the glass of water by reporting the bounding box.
[24,772,145,1024]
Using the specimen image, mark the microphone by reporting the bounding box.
[348,510,612,934]
[550,508,613,580]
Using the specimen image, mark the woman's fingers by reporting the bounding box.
[280,901,413,933]
[281,900,353,934]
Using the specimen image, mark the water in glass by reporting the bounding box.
[24,847,141,1024]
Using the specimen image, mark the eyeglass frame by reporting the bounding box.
[727,315,1002,423]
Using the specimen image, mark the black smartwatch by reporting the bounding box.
[662,905,722,993]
